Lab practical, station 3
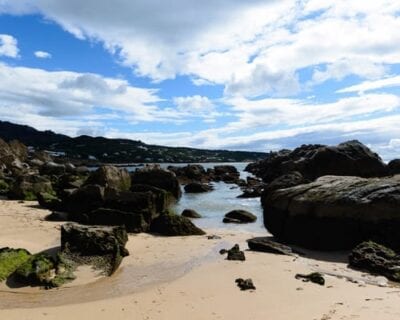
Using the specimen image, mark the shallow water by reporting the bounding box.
[126,162,265,233]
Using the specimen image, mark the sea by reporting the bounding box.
[123,162,265,233]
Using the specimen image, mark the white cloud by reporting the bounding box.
[1,1,400,96]
[337,75,400,94]
[0,34,19,58]
[34,50,51,59]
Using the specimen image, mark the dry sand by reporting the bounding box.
[1,199,400,320]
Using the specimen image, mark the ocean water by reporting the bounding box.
[126,162,266,234]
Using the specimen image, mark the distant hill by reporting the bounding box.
[0,121,267,163]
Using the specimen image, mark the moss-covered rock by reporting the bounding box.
[150,211,206,236]
[37,192,62,210]
[0,247,31,281]
[0,179,10,195]
[15,253,55,286]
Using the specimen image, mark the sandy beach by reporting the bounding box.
[0,200,400,320]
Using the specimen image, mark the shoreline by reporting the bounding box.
[1,201,400,319]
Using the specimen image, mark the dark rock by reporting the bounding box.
[63,184,105,216]
[131,166,181,200]
[388,159,400,175]
[212,165,240,183]
[85,165,131,192]
[86,208,148,233]
[222,217,242,224]
[263,175,400,250]
[220,244,245,261]
[295,272,325,285]
[235,278,256,290]
[0,247,31,281]
[224,210,257,223]
[15,253,56,286]
[61,223,129,275]
[184,182,213,193]
[264,171,307,194]
[348,241,400,282]
[130,184,174,213]
[181,209,202,219]
[150,211,205,236]
[9,175,53,200]
[75,166,90,175]
[247,140,388,183]
[168,164,207,182]
[37,192,63,211]
[207,235,222,240]
[247,237,294,255]
[237,187,263,198]
[40,162,66,176]
[45,211,70,221]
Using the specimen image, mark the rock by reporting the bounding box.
[15,253,56,286]
[181,209,202,218]
[295,272,325,285]
[86,208,148,233]
[131,167,181,200]
[29,159,44,167]
[348,241,400,282]
[220,244,245,261]
[85,165,131,192]
[55,174,85,191]
[63,184,105,216]
[212,165,240,183]
[0,179,10,195]
[184,182,213,193]
[61,223,129,275]
[40,161,66,176]
[150,211,205,236]
[264,171,307,194]
[235,278,256,290]
[45,211,70,221]
[75,166,90,175]
[64,162,76,173]
[9,175,53,200]
[207,235,222,240]
[247,237,294,255]
[247,140,388,183]
[222,217,242,224]
[130,184,174,213]
[8,140,28,161]
[37,192,62,211]
[0,247,31,281]
[168,164,207,182]
[262,175,400,250]
[223,210,257,223]
[388,159,400,175]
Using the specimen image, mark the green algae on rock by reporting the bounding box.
[0,247,31,281]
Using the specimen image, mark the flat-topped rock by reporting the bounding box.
[262,175,400,250]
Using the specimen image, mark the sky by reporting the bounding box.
[0,1,400,160]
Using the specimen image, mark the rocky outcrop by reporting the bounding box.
[223,210,257,224]
[85,165,131,192]
[8,175,54,200]
[262,175,400,250]
[39,162,66,176]
[184,182,213,193]
[211,165,240,183]
[149,212,205,236]
[61,223,129,275]
[388,159,400,175]
[246,140,388,183]
[131,166,181,200]
[348,241,400,282]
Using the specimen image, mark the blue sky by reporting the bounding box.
[0,1,400,160]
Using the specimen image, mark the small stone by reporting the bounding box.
[235,278,256,290]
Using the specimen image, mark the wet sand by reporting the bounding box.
[1,200,400,319]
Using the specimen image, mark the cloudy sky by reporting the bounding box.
[1,1,400,159]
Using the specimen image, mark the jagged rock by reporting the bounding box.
[181,209,202,218]
[235,278,256,290]
[220,244,245,261]
[85,165,131,192]
[223,210,257,223]
[247,237,294,255]
[63,184,105,217]
[40,162,66,176]
[184,182,213,193]
[150,212,205,236]
[61,223,129,275]
[131,167,181,200]
[86,208,148,233]
[246,140,388,183]
[295,272,325,285]
[0,247,31,281]
[130,184,173,213]
[262,175,400,250]
[9,175,53,200]
[348,241,400,282]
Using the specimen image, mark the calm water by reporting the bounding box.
[125,162,266,234]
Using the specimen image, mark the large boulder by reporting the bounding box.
[63,184,105,216]
[150,212,205,236]
[349,241,400,282]
[211,165,240,183]
[223,210,257,223]
[262,175,400,250]
[130,184,174,213]
[388,159,400,175]
[9,175,53,200]
[61,223,129,275]
[85,166,131,192]
[131,166,181,200]
[39,161,66,176]
[168,164,207,182]
[246,140,388,183]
